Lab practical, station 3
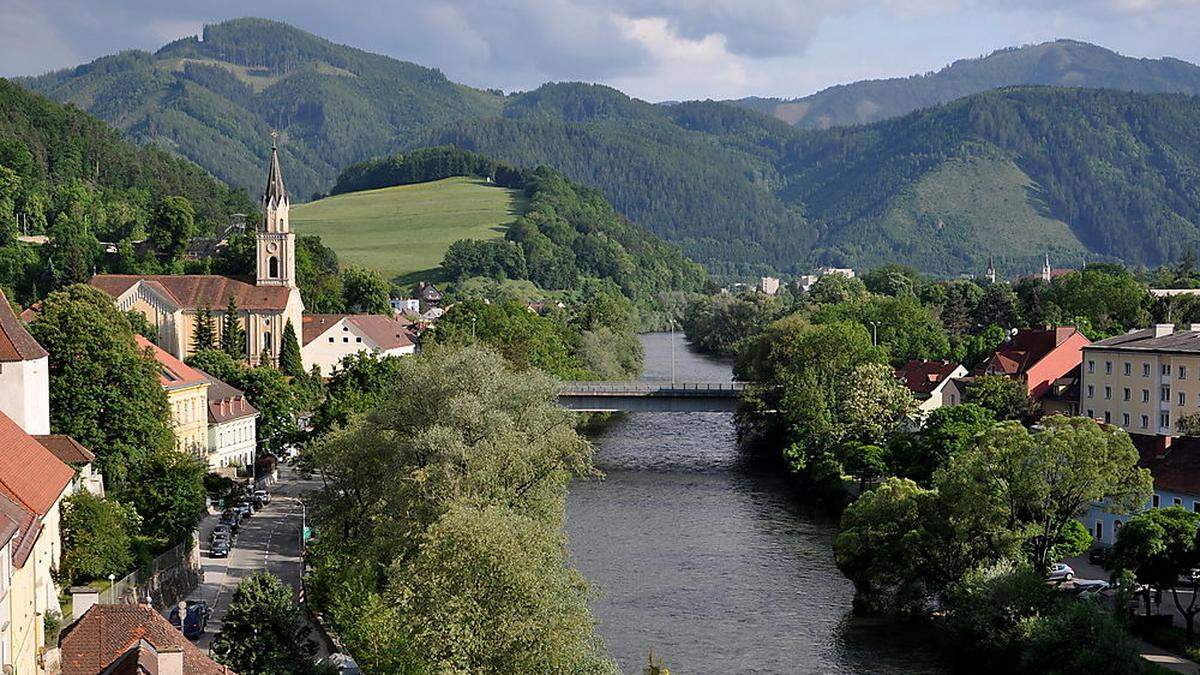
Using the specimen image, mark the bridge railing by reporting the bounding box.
[559,381,747,395]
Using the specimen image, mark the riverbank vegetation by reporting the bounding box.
[301,347,616,673]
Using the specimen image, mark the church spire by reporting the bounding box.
[1041,253,1051,283]
[264,132,288,208]
[985,255,996,284]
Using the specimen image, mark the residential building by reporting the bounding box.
[1080,324,1200,439]
[390,297,420,317]
[972,326,1090,403]
[0,289,50,436]
[895,360,968,414]
[797,267,856,292]
[759,276,781,296]
[417,281,443,307]
[91,143,304,365]
[201,373,258,470]
[301,314,417,377]
[137,336,210,457]
[1083,434,1200,546]
[33,435,104,497]
[60,596,228,674]
[1040,365,1082,417]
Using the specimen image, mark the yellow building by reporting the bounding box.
[136,335,211,457]
[1080,324,1200,438]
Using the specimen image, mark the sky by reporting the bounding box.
[2,0,1199,102]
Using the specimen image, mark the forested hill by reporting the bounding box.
[331,147,708,301]
[19,18,503,202]
[728,40,1200,129]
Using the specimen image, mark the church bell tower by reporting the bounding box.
[257,134,296,288]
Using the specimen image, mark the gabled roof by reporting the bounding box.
[0,492,39,567]
[896,360,963,396]
[973,326,1085,377]
[301,314,415,350]
[90,275,293,312]
[0,288,47,362]
[197,370,258,424]
[134,336,209,390]
[34,434,96,465]
[59,604,232,675]
[1133,435,1200,498]
[0,411,75,517]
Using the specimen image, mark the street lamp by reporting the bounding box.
[868,320,880,348]
[107,574,115,604]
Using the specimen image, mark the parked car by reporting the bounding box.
[1047,563,1075,582]
[209,538,231,558]
[253,489,271,507]
[1088,546,1109,568]
[168,601,211,640]
[234,501,253,518]
[212,523,234,540]
[218,515,240,534]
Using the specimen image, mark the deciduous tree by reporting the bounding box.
[212,572,319,675]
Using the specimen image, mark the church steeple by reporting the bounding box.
[985,255,996,284]
[257,133,296,288]
[1041,253,1051,283]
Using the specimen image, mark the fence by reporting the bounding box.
[106,535,200,611]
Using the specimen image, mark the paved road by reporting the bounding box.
[174,465,323,654]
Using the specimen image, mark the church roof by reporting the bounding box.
[264,144,288,207]
[90,275,293,312]
[0,289,47,362]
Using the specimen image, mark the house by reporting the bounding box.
[59,594,231,674]
[895,360,968,414]
[33,435,104,497]
[1080,324,1200,439]
[1083,434,1200,547]
[301,314,417,377]
[417,281,443,307]
[1040,365,1081,417]
[201,373,258,470]
[972,326,1090,403]
[0,289,50,436]
[136,336,210,457]
[390,298,420,317]
[797,267,856,293]
[91,143,304,366]
[759,277,781,296]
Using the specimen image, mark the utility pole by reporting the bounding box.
[869,320,879,348]
[669,318,676,386]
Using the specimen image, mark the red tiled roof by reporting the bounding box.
[90,274,293,311]
[60,604,232,675]
[0,492,39,567]
[134,336,209,390]
[196,371,258,424]
[0,288,47,362]
[302,314,415,350]
[896,360,962,396]
[34,434,96,465]
[973,326,1082,377]
[0,411,75,517]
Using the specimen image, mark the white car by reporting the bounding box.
[1047,563,1075,582]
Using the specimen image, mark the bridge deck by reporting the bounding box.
[557,381,745,412]
[558,381,745,397]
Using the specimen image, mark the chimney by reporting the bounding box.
[1157,434,1173,458]
[157,644,184,675]
[71,586,100,622]
[1154,323,1175,338]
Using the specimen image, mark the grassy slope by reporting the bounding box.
[291,176,526,284]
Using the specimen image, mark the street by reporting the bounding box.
[173,464,325,655]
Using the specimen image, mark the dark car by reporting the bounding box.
[1088,546,1110,568]
[212,523,234,540]
[168,601,211,640]
[218,515,240,534]
[209,538,231,558]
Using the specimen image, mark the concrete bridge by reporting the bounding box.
[557,381,746,412]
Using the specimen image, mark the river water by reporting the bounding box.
[565,332,947,674]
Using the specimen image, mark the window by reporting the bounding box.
[1163,386,1172,402]
[1141,414,1150,429]
[1088,360,1095,374]
[1164,364,1173,376]
[1153,494,1161,508]
[1087,385,1095,399]
[1144,363,1152,377]
[1086,409,1095,419]
[1143,389,1150,402]
[1182,392,1188,407]
[356,337,362,343]
[1095,521,1104,540]
[1115,520,1123,533]
[1125,362,1133,376]
[328,337,334,343]
[1162,412,1172,429]
[268,255,279,278]
[1106,361,1113,375]
[1183,366,1190,380]
[343,325,349,331]
[1124,387,1131,401]
[263,332,272,351]
[1104,411,1111,423]
[1122,412,1130,426]
[1104,386,1112,400]
[1175,497,1184,507]
[343,337,349,343]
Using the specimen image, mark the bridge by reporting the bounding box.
[557,381,746,412]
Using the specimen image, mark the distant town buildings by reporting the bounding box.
[797,267,856,293]
[759,276,781,296]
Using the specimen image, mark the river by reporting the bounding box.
[565,332,947,674]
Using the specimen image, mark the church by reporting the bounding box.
[91,143,304,365]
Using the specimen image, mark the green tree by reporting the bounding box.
[965,375,1031,421]
[148,196,195,261]
[28,284,174,488]
[431,299,590,379]
[279,319,304,378]
[841,443,890,491]
[188,349,298,453]
[894,403,995,484]
[1110,507,1200,633]
[212,572,319,675]
[59,492,139,583]
[340,266,390,315]
[125,449,207,543]
[221,296,246,360]
[192,305,216,352]
[806,274,868,304]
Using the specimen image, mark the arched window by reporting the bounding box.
[278,217,285,230]
[268,255,279,278]
[264,331,273,351]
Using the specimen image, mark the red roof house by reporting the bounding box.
[60,603,232,674]
[972,326,1090,402]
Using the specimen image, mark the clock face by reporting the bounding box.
[266,241,278,253]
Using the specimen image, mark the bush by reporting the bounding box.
[59,492,139,584]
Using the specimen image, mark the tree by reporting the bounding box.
[810,294,950,365]
[221,296,246,360]
[212,572,319,675]
[970,283,1022,329]
[148,196,195,261]
[430,299,590,379]
[187,350,299,453]
[192,305,216,352]
[893,404,995,484]
[59,492,139,583]
[125,449,207,543]
[279,319,304,378]
[28,284,174,488]
[340,266,390,315]
[937,417,1151,575]
[965,375,1030,421]
[841,443,889,491]
[1110,507,1200,633]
